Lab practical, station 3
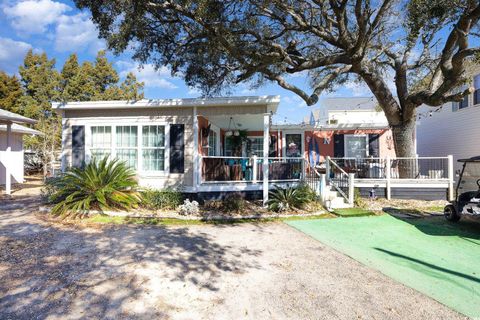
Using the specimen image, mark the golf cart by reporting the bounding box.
[444,156,480,222]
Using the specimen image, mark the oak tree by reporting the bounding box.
[75,0,480,157]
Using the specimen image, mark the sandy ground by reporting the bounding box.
[0,195,465,319]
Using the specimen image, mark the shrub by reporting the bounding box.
[178,199,200,215]
[267,185,309,212]
[222,192,246,213]
[48,157,140,218]
[141,188,183,210]
[295,183,318,203]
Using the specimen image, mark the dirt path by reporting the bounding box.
[0,196,465,319]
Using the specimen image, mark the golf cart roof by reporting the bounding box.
[458,156,480,162]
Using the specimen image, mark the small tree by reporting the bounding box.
[75,0,480,159]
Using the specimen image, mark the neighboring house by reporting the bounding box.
[416,67,480,173]
[303,97,396,162]
[0,109,41,194]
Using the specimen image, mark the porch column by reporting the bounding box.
[193,106,199,190]
[5,122,12,195]
[263,113,270,206]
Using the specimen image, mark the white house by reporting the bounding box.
[416,68,480,173]
[0,109,40,195]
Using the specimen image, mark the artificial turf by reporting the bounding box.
[287,215,480,318]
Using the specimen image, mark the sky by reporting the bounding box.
[0,0,373,124]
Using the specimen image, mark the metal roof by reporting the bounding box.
[52,95,280,112]
[0,123,42,135]
[0,109,37,124]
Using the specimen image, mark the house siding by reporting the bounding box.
[416,64,480,173]
[62,107,194,189]
[417,100,480,173]
[0,131,24,185]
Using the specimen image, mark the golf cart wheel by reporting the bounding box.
[444,205,460,222]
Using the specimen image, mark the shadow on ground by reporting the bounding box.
[0,197,262,319]
[384,207,480,240]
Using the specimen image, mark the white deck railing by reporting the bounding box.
[199,156,305,184]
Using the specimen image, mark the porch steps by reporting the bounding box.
[323,186,352,210]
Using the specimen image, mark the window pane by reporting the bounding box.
[208,131,217,156]
[142,149,165,171]
[91,149,111,160]
[91,126,111,149]
[117,126,137,147]
[345,136,367,158]
[142,125,165,147]
[116,149,138,169]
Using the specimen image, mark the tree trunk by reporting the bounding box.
[391,120,417,178]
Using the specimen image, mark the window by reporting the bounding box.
[248,137,275,157]
[345,134,368,158]
[459,95,469,109]
[474,74,480,105]
[142,125,165,171]
[208,131,217,156]
[285,134,302,157]
[116,126,138,169]
[91,126,111,159]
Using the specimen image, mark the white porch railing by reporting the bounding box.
[326,155,454,200]
[199,156,305,184]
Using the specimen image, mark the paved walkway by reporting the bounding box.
[0,196,465,319]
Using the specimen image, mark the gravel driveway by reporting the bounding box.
[0,196,464,319]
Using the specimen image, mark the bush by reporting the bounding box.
[48,157,140,218]
[222,192,246,213]
[295,183,318,203]
[178,199,200,215]
[267,185,310,212]
[141,188,183,210]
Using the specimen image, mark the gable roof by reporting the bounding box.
[0,108,37,124]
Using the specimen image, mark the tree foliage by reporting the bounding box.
[74,0,480,157]
[0,71,22,114]
[0,49,145,176]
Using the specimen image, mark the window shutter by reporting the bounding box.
[72,125,85,168]
[169,124,185,173]
[368,134,380,157]
[333,134,344,158]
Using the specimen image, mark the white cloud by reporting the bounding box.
[117,61,178,89]
[3,0,71,34]
[54,12,104,53]
[0,37,32,73]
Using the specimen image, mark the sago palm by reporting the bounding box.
[49,157,141,218]
[267,185,308,212]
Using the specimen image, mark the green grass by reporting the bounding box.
[82,213,332,226]
[333,207,376,217]
[287,215,480,318]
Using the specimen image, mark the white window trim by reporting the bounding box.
[282,131,305,158]
[140,125,169,175]
[344,134,369,158]
[84,119,170,176]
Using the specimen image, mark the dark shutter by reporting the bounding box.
[368,134,380,157]
[333,134,345,158]
[169,124,185,173]
[333,134,344,158]
[72,125,85,168]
